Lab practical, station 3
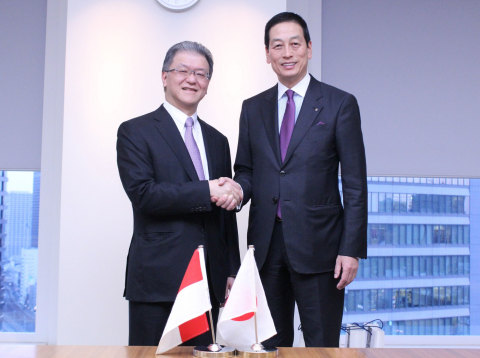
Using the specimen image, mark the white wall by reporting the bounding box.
[40,0,285,345]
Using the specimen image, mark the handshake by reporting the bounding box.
[208,178,243,211]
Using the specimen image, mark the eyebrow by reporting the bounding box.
[271,35,302,43]
[175,63,208,71]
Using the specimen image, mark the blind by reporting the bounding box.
[0,0,47,170]
[319,0,480,177]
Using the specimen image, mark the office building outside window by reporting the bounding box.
[342,177,480,335]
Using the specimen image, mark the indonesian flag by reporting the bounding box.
[217,247,276,348]
[156,247,211,354]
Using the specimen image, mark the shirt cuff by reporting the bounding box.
[236,184,243,211]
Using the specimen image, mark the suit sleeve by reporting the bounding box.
[233,100,253,207]
[335,94,368,258]
[116,121,212,216]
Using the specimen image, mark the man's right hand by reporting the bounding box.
[209,178,242,211]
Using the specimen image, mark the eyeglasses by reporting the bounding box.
[165,68,210,81]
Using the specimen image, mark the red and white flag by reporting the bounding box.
[217,247,276,348]
[156,247,211,354]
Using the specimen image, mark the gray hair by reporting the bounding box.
[162,41,214,78]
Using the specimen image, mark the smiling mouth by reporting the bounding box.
[182,87,197,92]
[282,62,296,68]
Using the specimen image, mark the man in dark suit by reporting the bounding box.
[117,41,241,346]
[233,13,367,347]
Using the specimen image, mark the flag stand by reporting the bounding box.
[236,311,278,357]
[193,310,236,357]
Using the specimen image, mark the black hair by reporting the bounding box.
[264,12,311,48]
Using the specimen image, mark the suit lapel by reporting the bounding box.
[154,106,199,181]
[261,85,282,164]
[282,78,324,165]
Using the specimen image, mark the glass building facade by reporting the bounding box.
[342,177,480,335]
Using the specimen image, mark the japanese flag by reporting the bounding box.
[217,247,276,348]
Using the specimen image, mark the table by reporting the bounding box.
[0,345,478,358]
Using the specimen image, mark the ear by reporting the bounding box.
[307,41,313,60]
[161,71,168,87]
[265,46,271,64]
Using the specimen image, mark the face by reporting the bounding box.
[266,21,312,88]
[162,51,210,116]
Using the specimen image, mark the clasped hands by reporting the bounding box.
[209,177,242,211]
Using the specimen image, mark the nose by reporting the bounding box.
[185,71,198,83]
[283,45,293,58]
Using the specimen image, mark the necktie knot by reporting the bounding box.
[185,117,194,128]
[285,89,294,101]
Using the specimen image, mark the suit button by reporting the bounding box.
[272,197,278,204]
[280,170,286,175]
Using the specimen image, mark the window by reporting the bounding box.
[343,176,478,335]
[0,171,40,333]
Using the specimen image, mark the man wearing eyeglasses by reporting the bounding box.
[116,41,241,346]
[232,13,367,347]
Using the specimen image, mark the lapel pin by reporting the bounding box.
[314,107,319,112]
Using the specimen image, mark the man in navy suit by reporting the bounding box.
[233,13,368,347]
[117,41,241,346]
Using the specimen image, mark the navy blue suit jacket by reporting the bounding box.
[117,105,240,303]
[234,76,367,273]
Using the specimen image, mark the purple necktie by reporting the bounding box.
[280,89,295,161]
[277,89,296,218]
[184,117,205,180]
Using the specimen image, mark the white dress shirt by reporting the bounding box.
[277,73,311,132]
[163,101,210,180]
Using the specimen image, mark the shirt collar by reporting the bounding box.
[163,101,198,127]
[277,73,311,100]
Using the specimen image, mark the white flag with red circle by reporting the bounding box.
[156,247,211,354]
[217,247,276,348]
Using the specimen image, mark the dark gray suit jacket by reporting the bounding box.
[117,105,240,303]
[234,76,367,273]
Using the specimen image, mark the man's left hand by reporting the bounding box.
[334,255,359,290]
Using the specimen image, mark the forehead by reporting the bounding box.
[171,50,208,69]
[269,21,304,42]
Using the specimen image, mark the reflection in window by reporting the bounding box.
[384,317,470,335]
[367,224,470,246]
[373,192,468,215]
[345,285,469,313]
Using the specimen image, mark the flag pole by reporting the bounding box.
[254,311,259,344]
[206,309,223,353]
[208,309,221,352]
[195,245,231,355]
[199,244,220,352]
[250,245,263,352]
[251,303,264,352]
